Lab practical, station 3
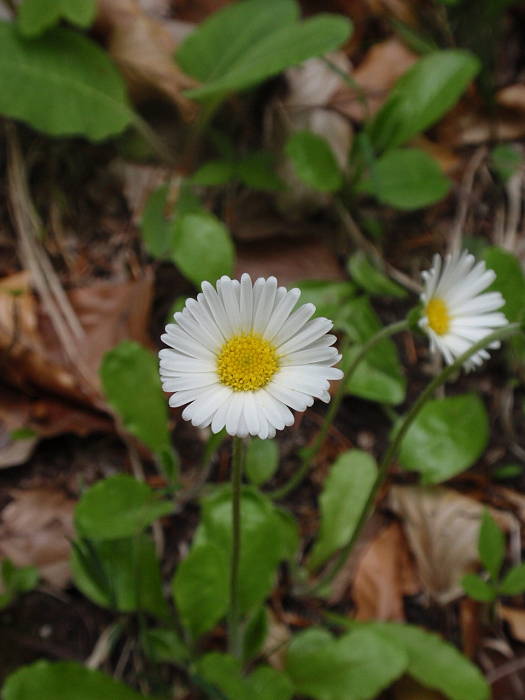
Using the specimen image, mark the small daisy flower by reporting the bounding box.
[159,274,343,439]
[419,250,508,369]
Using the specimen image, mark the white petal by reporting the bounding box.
[174,310,221,353]
[225,393,244,436]
[277,317,333,355]
[159,350,215,374]
[162,374,218,392]
[252,277,277,334]
[183,385,232,427]
[218,276,242,332]
[273,303,316,346]
[266,381,314,412]
[202,280,235,337]
[282,345,340,366]
[168,386,211,408]
[263,288,300,341]
[239,273,254,332]
[162,326,215,360]
[243,392,260,436]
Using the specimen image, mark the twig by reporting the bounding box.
[502,170,523,252]
[449,146,487,253]
[487,654,525,684]
[86,623,120,669]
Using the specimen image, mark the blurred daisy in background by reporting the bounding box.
[419,250,508,370]
[159,274,343,439]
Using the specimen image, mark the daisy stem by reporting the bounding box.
[272,318,410,500]
[311,322,522,594]
[228,436,245,659]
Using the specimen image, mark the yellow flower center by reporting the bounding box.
[217,333,279,391]
[426,298,450,335]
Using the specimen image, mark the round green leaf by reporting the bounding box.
[18,0,96,38]
[499,563,525,596]
[478,509,505,580]
[0,23,132,141]
[295,280,356,320]
[245,438,279,486]
[347,252,407,298]
[482,246,525,323]
[398,394,489,483]
[461,573,496,602]
[75,475,172,540]
[286,130,343,192]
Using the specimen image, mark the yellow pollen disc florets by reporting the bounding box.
[217,333,278,391]
[426,298,450,335]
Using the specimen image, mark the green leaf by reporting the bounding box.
[18,0,96,38]
[246,666,293,700]
[358,148,450,210]
[308,450,377,570]
[491,463,523,480]
[295,280,356,320]
[341,297,406,405]
[478,509,505,580]
[2,661,149,700]
[236,151,283,191]
[490,144,524,182]
[0,23,132,141]
[0,558,38,609]
[499,563,525,596]
[71,534,168,618]
[285,627,408,700]
[364,622,489,700]
[74,475,172,541]
[140,184,175,258]
[178,0,352,100]
[141,627,189,664]
[195,653,246,700]
[100,341,174,459]
[195,487,287,613]
[243,606,268,663]
[172,212,235,287]
[245,438,279,486]
[191,159,235,186]
[172,542,229,640]
[482,246,525,323]
[368,50,480,151]
[347,252,407,298]
[397,394,489,483]
[286,130,343,192]
[461,573,497,602]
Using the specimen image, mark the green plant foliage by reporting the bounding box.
[18,0,96,38]
[71,534,168,618]
[2,661,149,700]
[177,0,352,100]
[347,252,407,298]
[141,627,189,664]
[236,151,283,191]
[491,463,523,480]
[172,542,229,640]
[308,450,377,570]
[358,148,451,209]
[500,563,525,595]
[285,131,343,192]
[140,184,177,258]
[478,509,505,580]
[192,159,235,186]
[0,558,39,609]
[368,50,480,152]
[245,438,279,486]
[0,23,132,140]
[194,487,289,613]
[397,394,489,483]
[100,341,177,475]
[295,280,356,320]
[172,212,235,287]
[341,297,406,405]
[285,627,407,700]
[242,606,268,662]
[482,246,525,323]
[246,665,294,700]
[490,143,524,182]
[74,475,172,541]
[461,573,496,602]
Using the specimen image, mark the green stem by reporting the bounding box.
[228,436,245,659]
[271,319,410,500]
[312,322,521,594]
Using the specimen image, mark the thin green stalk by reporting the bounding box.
[228,436,245,659]
[312,322,521,594]
[272,319,410,500]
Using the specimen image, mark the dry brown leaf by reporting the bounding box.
[262,609,291,671]
[331,37,418,122]
[388,486,513,605]
[116,161,172,223]
[96,0,197,118]
[499,605,525,643]
[393,676,446,700]
[0,488,75,588]
[411,136,461,176]
[352,522,419,621]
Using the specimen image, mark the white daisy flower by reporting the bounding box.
[419,250,508,370]
[159,274,343,439]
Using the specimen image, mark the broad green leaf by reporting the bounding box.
[100,341,174,462]
[368,50,480,151]
[172,542,229,640]
[0,23,132,140]
[478,509,505,580]
[347,252,407,298]
[18,0,96,38]
[398,394,489,483]
[74,475,172,540]
[461,573,496,602]
[295,280,356,320]
[285,627,407,700]
[246,666,293,700]
[499,563,525,595]
[482,246,525,323]
[180,4,352,100]
[274,507,300,560]
[286,131,343,192]
[490,143,523,182]
[364,622,489,700]
[191,159,235,186]
[71,534,168,618]
[243,606,268,662]
[341,297,406,405]
[308,450,377,570]
[245,438,279,486]
[140,184,175,258]
[195,653,246,700]
[141,627,189,664]
[358,148,450,209]
[0,559,38,608]
[172,212,235,287]
[236,151,283,191]
[2,661,148,700]
[194,487,287,613]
